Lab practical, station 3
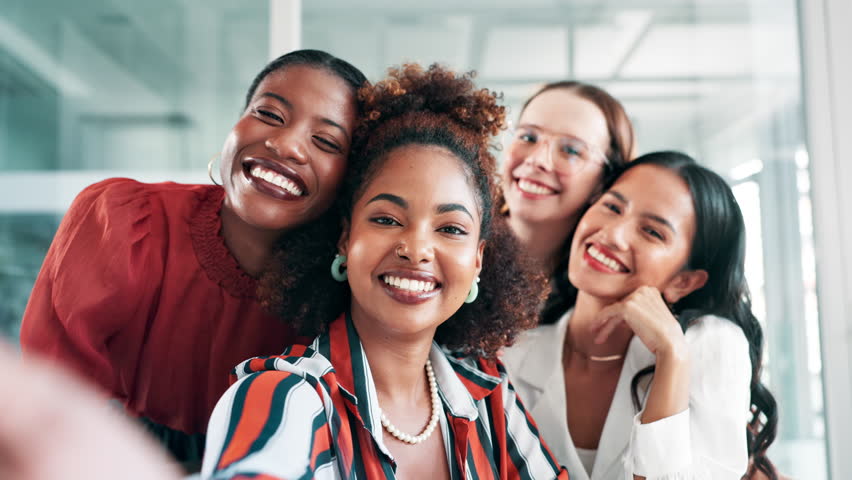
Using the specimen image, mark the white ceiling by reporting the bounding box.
[302,0,804,173]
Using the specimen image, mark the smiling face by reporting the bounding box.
[568,164,706,304]
[219,65,358,233]
[341,144,485,337]
[501,88,611,226]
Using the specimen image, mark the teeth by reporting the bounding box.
[517,179,556,195]
[250,166,303,196]
[382,275,437,293]
[588,245,624,272]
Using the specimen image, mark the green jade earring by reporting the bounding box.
[464,276,480,303]
[331,253,347,282]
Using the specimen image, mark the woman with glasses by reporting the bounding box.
[499,81,635,326]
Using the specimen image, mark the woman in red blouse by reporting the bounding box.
[19,49,366,467]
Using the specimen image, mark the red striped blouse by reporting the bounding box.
[202,314,569,479]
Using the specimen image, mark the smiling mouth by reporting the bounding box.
[382,275,438,293]
[243,158,308,199]
[379,274,442,304]
[516,178,558,196]
[586,244,630,273]
[250,165,303,195]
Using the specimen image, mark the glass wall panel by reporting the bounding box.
[0,0,269,338]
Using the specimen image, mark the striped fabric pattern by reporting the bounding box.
[202,314,569,480]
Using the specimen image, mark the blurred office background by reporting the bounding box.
[2,0,850,478]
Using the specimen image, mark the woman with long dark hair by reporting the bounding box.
[503,151,778,479]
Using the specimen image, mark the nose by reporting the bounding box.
[395,226,435,264]
[265,127,309,165]
[523,137,556,172]
[598,217,631,252]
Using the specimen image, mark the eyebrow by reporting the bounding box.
[437,203,474,221]
[606,190,677,234]
[258,92,351,143]
[367,193,407,209]
[366,194,475,221]
[259,92,292,109]
[521,123,579,139]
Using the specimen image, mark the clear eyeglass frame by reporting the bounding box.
[502,120,610,174]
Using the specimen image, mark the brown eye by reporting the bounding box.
[603,202,621,214]
[438,225,467,236]
[644,227,664,240]
[371,216,401,227]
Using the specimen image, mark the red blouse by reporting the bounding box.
[20,178,304,460]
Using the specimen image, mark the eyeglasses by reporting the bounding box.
[505,123,610,174]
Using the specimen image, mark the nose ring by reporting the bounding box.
[395,244,407,257]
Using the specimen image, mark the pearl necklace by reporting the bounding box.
[378,359,441,445]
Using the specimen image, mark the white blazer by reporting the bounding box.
[502,309,753,480]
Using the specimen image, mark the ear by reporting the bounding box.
[475,240,486,276]
[337,218,351,256]
[662,268,708,304]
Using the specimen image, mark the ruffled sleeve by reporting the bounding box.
[20,178,167,399]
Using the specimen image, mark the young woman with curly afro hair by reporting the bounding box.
[200,63,569,479]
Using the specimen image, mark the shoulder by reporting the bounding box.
[501,309,570,377]
[232,343,333,387]
[218,347,334,436]
[684,314,750,361]
[228,369,325,411]
[683,314,752,393]
[73,178,219,217]
[62,179,223,253]
[206,369,330,475]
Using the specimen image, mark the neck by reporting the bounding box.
[507,213,578,272]
[349,309,436,406]
[219,201,282,277]
[565,293,633,370]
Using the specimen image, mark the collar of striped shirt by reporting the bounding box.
[230,313,506,458]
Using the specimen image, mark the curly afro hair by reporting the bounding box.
[259,63,548,357]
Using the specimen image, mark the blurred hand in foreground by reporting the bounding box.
[0,342,182,480]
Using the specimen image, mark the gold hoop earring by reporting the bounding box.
[208,155,221,186]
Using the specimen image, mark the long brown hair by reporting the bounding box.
[506,81,636,324]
